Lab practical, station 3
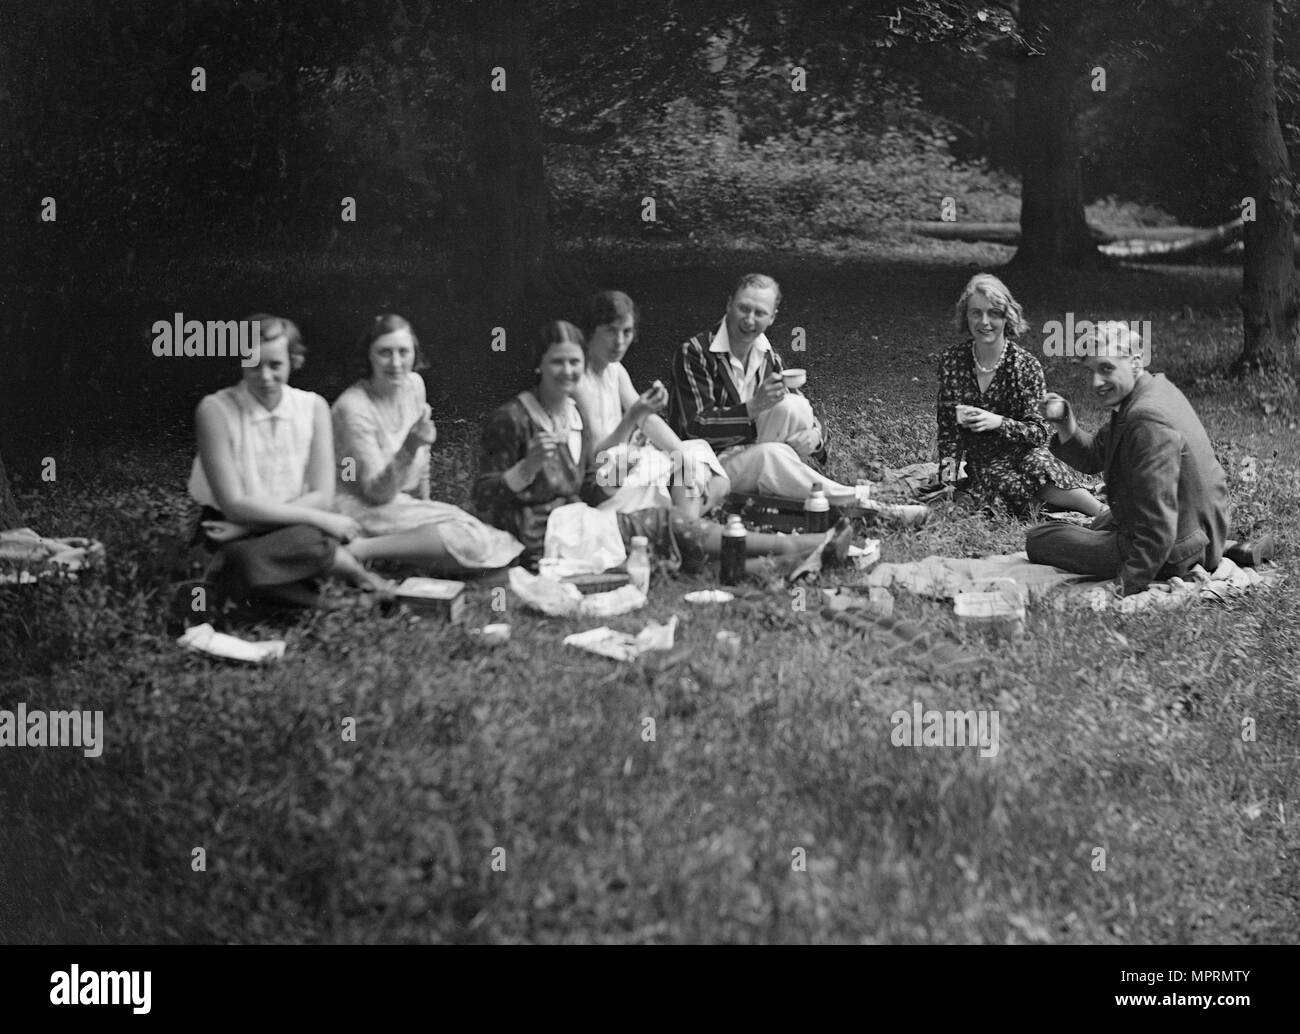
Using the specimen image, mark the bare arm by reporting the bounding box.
[333,393,429,507]
[574,379,638,454]
[196,395,347,534]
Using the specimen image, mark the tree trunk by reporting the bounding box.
[0,450,22,530]
[1237,0,1300,372]
[1007,0,1102,271]
[449,0,580,318]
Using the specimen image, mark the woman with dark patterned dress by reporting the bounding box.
[937,274,1102,517]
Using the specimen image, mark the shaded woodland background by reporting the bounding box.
[3,0,1300,523]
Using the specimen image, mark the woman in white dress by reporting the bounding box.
[573,290,730,518]
[332,314,525,573]
[189,313,392,609]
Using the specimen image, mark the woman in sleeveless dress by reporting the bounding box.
[188,313,391,610]
[937,274,1102,517]
[331,314,524,574]
[573,290,729,517]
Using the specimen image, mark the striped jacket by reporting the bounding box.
[667,325,828,465]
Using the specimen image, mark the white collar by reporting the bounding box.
[237,382,293,423]
[709,319,771,362]
[518,390,583,434]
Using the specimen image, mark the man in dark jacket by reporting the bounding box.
[1026,322,1229,596]
[667,273,855,502]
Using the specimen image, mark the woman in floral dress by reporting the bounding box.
[936,274,1101,517]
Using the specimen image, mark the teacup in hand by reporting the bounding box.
[781,368,807,390]
[955,403,978,426]
[1038,396,1067,421]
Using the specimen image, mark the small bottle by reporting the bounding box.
[720,515,747,585]
[804,482,829,533]
[627,536,651,595]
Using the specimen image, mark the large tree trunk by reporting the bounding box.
[1237,0,1300,372]
[449,0,578,318]
[1007,0,1102,271]
[0,450,22,530]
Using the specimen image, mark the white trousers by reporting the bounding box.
[721,395,853,498]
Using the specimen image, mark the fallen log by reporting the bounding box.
[903,221,1117,244]
[901,217,1259,263]
[1098,218,1243,259]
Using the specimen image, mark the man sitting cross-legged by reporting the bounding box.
[667,273,857,504]
[1025,321,1230,596]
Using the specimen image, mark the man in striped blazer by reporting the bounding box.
[667,273,856,503]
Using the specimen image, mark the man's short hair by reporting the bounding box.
[731,273,782,310]
[1091,320,1144,361]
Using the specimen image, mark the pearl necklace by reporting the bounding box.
[972,341,1005,374]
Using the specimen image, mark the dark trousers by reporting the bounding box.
[191,506,334,607]
[1025,509,1198,582]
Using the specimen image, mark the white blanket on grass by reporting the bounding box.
[866,551,1277,612]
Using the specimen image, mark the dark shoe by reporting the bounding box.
[1225,532,1274,568]
[168,579,221,633]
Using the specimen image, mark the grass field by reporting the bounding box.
[1,244,1298,943]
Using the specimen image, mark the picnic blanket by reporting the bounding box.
[865,550,1278,612]
[0,528,105,584]
[1054,557,1278,613]
[866,553,1087,599]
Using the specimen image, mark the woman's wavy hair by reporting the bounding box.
[953,274,1028,339]
[246,312,307,370]
[580,290,639,346]
[531,320,586,375]
[357,313,426,379]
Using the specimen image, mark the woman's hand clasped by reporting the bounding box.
[200,519,251,544]
[318,512,362,543]
[959,405,1003,433]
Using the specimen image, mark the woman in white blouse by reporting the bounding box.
[573,290,729,517]
[189,313,391,609]
[331,314,524,573]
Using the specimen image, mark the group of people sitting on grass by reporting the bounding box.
[185,269,1252,618]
